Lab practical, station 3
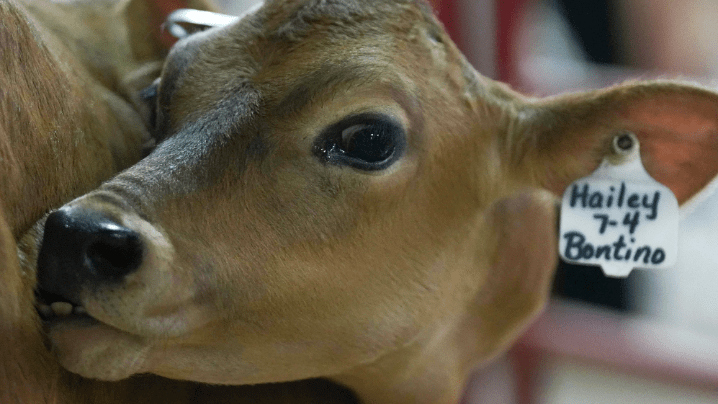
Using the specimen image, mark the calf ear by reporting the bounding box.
[469,189,558,360]
[122,0,218,61]
[526,81,718,204]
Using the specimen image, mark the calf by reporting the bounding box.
[1,0,221,402]
[30,0,718,403]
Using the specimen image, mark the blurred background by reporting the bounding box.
[212,1,718,402]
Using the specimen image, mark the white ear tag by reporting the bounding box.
[559,133,679,278]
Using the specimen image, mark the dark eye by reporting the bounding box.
[314,114,405,171]
[139,78,160,132]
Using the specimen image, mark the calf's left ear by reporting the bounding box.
[523,81,718,204]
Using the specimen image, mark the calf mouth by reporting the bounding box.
[32,279,155,382]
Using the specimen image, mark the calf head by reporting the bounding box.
[33,0,718,403]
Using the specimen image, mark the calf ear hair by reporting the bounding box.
[122,0,219,61]
[467,189,558,363]
[522,81,718,204]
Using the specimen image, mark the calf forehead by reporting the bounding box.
[154,0,451,172]
[263,0,433,38]
[167,0,438,125]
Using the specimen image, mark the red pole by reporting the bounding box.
[430,0,462,49]
[152,0,190,48]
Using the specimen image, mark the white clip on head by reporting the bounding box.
[165,9,240,39]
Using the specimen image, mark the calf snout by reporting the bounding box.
[37,206,144,299]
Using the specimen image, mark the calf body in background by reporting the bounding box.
[0,0,222,402]
[27,0,718,403]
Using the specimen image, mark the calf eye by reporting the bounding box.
[314,113,405,171]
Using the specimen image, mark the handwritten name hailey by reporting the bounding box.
[563,182,666,265]
[569,182,660,219]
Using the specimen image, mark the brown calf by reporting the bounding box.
[0,0,223,402]
[27,0,718,403]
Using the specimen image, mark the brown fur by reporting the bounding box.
[20,1,718,403]
[2,0,220,402]
[4,0,358,401]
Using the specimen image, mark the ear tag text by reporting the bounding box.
[559,133,679,278]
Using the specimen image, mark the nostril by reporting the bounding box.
[85,227,143,280]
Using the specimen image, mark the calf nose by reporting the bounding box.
[37,206,144,298]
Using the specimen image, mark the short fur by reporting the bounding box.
[0,0,245,403]
[23,1,718,403]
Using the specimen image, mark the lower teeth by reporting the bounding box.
[50,302,73,317]
[38,302,88,318]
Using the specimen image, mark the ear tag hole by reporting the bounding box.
[559,132,679,278]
